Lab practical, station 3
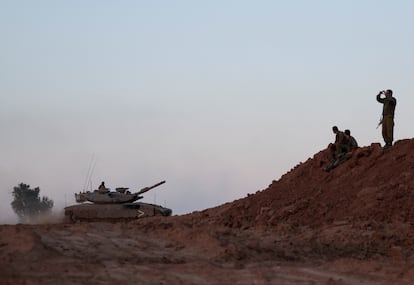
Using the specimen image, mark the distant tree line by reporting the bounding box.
[11,183,53,223]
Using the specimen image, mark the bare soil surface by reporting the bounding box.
[2,139,414,284]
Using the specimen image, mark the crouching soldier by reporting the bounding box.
[329,126,349,160]
[325,126,351,172]
[344,129,358,151]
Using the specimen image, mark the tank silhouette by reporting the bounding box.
[64,180,172,222]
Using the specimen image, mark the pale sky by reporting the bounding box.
[1,1,413,223]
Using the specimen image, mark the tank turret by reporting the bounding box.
[75,181,166,204]
[64,181,172,222]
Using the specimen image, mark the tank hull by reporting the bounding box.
[64,202,172,222]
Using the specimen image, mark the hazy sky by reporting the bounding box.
[1,1,413,223]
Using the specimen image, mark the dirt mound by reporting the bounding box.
[186,139,414,263]
[214,139,414,228]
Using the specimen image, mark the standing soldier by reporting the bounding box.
[376,89,397,148]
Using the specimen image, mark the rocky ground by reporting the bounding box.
[1,139,414,284]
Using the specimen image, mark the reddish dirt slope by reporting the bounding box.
[215,139,414,228]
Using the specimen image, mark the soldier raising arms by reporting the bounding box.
[376,89,397,148]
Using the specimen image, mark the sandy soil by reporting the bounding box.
[1,139,414,284]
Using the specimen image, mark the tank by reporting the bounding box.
[64,180,172,222]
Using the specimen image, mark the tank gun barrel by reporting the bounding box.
[136,180,166,195]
